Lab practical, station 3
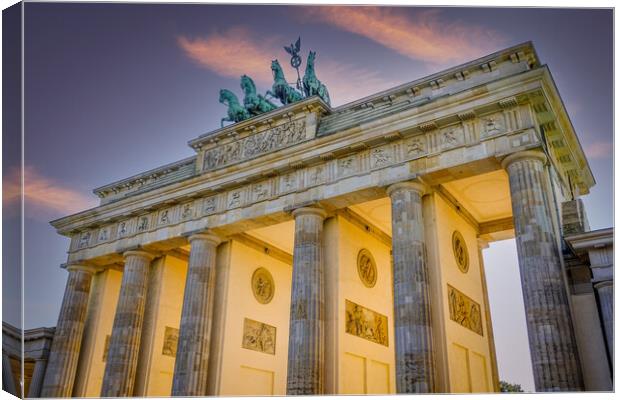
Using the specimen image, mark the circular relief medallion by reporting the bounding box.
[251,267,275,304]
[452,231,469,273]
[357,249,378,288]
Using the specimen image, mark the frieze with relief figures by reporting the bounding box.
[242,318,276,355]
[202,119,306,171]
[345,299,388,346]
[447,284,483,336]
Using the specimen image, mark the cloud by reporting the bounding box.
[177,28,279,86]
[301,7,505,66]
[177,28,399,106]
[583,140,612,159]
[4,166,98,220]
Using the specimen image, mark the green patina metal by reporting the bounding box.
[218,37,331,127]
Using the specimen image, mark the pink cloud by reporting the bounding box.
[177,28,279,86]
[177,28,399,106]
[301,7,506,66]
[583,140,612,159]
[4,166,97,220]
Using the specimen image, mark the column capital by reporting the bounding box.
[123,250,156,262]
[501,150,547,170]
[188,232,222,246]
[66,264,100,274]
[291,206,327,220]
[477,238,490,250]
[593,280,613,290]
[386,180,428,198]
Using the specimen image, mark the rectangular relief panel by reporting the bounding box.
[162,326,179,357]
[367,360,390,394]
[342,353,366,394]
[242,318,276,355]
[450,343,471,393]
[238,365,274,395]
[345,299,389,346]
[447,285,483,336]
[469,351,490,393]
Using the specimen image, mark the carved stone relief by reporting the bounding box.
[279,172,298,194]
[370,146,393,169]
[117,221,128,237]
[441,125,464,149]
[97,228,109,243]
[357,249,377,288]
[180,202,194,220]
[202,119,306,171]
[162,326,179,357]
[242,318,276,355]
[78,232,91,249]
[203,196,218,214]
[158,209,170,225]
[137,215,149,232]
[452,230,469,273]
[338,156,357,177]
[228,190,243,209]
[306,165,325,186]
[252,182,270,201]
[447,285,483,336]
[251,267,275,304]
[404,136,427,159]
[345,299,388,346]
[480,113,505,138]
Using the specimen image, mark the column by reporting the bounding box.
[172,233,221,396]
[2,352,17,396]
[28,359,48,397]
[502,150,583,391]
[286,207,326,395]
[387,181,435,393]
[476,239,500,392]
[100,250,155,397]
[594,281,613,364]
[41,265,97,398]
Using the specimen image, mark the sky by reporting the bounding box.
[2,3,613,392]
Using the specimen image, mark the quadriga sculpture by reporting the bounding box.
[302,51,330,106]
[240,75,277,116]
[266,59,304,105]
[219,89,250,127]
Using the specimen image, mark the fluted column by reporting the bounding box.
[286,207,326,395]
[172,233,221,396]
[387,181,435,393]
[502,150,583,391]
[29,359,48,397]
[100,250,155,397]
[41,265,97,398]
[3,352,17,396]
[594,280,613,363]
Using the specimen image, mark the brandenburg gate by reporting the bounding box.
[39,42,610,396]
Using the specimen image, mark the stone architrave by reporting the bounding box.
[41,265,97,398]
[172,233,221,396]
[100,250,155,397]
[286,207,327,395]
[387,181,435,393]
[502,150,583,391]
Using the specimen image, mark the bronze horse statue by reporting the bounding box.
[219,89,250,127]
[302,50,330,105]
[266,59,304,105]
[240,75,277,116]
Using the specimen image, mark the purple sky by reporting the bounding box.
[4,4,612,391]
